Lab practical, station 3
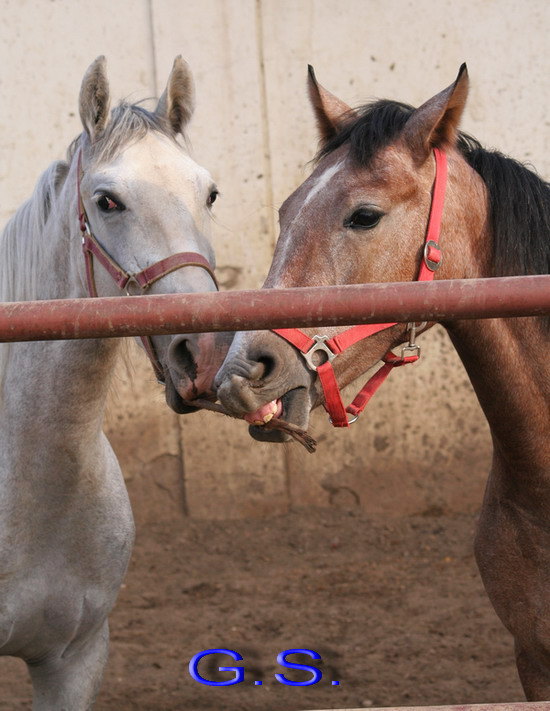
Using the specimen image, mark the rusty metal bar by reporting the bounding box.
[0,275,548,343]
[306,705,547,711]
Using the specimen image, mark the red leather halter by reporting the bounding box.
[76,149,218,382]
[273,148,447,427]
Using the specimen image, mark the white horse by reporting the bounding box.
[0,56,222,709]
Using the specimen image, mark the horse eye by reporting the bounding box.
[345,208,383,230]
[97,195,123,213]
[207,189,219,206]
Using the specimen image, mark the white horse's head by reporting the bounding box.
[76,56,229,412]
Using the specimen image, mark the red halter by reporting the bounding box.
[76,149,218,382]
[273,148,447,427]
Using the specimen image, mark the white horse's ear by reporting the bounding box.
[402,63,469,164]
[307,65,354,142]
[79,56,111,142]
[156,56,195,136]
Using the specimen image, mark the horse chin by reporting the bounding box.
[248,386,311,443]
[164,375,201,415]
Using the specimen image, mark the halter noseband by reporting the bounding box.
[272,147,447,428]
[76,149,218,382]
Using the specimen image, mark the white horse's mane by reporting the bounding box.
[0,159,69,305]
[0,158,71,387]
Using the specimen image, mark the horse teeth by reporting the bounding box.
[244,400,279,426]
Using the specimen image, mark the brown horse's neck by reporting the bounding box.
[446,317,550,479]
[442,148,549,481]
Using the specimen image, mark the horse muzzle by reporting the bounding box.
[215,330,316,440]
[165,331,233,413]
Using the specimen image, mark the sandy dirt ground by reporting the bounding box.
[0,505,525,710]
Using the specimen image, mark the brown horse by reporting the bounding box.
[215,66,550,699]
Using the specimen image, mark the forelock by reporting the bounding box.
[316,99,415,167]
[72,101,178,165]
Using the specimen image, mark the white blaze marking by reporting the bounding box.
[302,159,344,207]
[274,159,345,272]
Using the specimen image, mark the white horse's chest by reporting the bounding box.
[0,359,134,658]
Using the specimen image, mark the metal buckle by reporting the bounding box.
[302,335,337,371]
[423,240,443,271]
[401,344,421,358]
[80,219,93,242]
[402,321,426,358]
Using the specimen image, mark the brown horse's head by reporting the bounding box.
[216,65,488,441]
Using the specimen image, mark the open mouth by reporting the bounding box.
[246,387,310,443]
[243,398,284,425]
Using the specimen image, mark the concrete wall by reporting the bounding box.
[1,0,549,522]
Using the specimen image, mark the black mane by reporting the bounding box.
[317,100,550,278]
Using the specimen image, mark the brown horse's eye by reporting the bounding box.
[97,195,124,213]
[207,189,219,206]
[345,208,383,230]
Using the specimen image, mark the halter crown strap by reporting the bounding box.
[273,148,448,427]
[76,148,218,382]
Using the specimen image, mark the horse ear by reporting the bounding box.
[156,56,195,136]
[402,64,469,163]
[308,65,354,142]
[79,56,111,142]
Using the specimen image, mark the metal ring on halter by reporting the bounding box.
[125,276,145,296]
[329,412,359,426]
[423,240,443,271]
[302,335,337,371]
[408,321,428,332]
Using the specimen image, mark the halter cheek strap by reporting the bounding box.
[273,147,447,427]
[76,149,218,382]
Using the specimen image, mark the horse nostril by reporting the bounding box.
[216,340,280,389]
[247,355,277,382]
[258,355,276,380]
[168,336,198,381]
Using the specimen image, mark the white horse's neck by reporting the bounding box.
[2,340,120,449]
[0,156,120,453]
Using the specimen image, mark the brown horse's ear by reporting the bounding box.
[402,64,469,163]
[156,56,195,136]
[79,56,111,142]
[308,65,354,141]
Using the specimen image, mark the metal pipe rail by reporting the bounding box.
[0,275,548,343]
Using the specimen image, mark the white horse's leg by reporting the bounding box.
[475,468,550,700]
[27,620,110,711]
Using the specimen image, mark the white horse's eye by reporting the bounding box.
[97,195,124,213]
[207,189,219,206]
